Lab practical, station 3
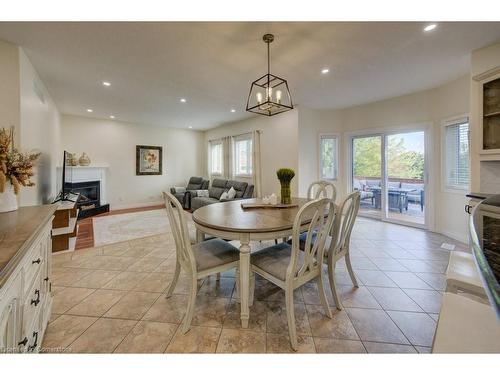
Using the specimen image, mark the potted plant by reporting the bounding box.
[0,127,41,213]
[276,168,295,205]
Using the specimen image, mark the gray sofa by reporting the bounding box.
[170,176,209,209]
[191,178,254,211]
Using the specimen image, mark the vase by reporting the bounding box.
[79,152,91,166]
[0,183,18,213]
[280,181,291,205]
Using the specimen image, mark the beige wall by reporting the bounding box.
[0,40,20,145]
[203,109,299,197]
[61,115,205,209]
[297,75,471,242]
[0,40,61,206]
[19,49,62,206]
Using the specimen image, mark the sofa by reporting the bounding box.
[402,182,425,211]
[170,176,209,209]
[191,178,254,211]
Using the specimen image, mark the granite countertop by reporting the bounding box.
[467,192,495,200]
[0,205,56,288]
[470,195,500,318]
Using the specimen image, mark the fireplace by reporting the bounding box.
[65,180,109,218]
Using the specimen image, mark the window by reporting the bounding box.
[319,134,338,180]
[234,134,253,176]
[210,141,222,175]
[444,119,469,190]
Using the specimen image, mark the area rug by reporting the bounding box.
[93,208,195,246]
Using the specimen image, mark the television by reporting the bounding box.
[53,150,75,203]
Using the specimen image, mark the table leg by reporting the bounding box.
[239,234,251,329]
[196,229,204,244]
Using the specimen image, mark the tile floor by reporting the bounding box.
[43,217,469,353]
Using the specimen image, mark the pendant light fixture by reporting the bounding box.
[246,33,293,116]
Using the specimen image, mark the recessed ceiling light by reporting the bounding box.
[321,68,330,74]
[230,109,236,113]
[424,24,437,32]
[86,109,93,113]
[109,115,115,119]
[102,81,111,87]
[180,98,187,103]
[188,126,193,129]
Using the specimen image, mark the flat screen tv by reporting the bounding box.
[53,150,74,203]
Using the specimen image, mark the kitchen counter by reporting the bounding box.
[470,195,500,317]
[0,205,56,288]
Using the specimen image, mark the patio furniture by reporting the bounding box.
[352,179,374,205]
[402,182,425,211]
[163,191,240,334]
[370,186,416,213]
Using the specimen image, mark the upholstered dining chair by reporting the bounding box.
[250,198,336,350]
[325,191,360,310]
[163,191,240,333]
[307,180,337,201]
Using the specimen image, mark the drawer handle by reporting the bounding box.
[32,258,41,264]
[28,331,38,352]
[31,290,40,306]
[18,337,28,346]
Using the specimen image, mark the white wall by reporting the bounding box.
[296,75,471,242]
[61,115,205,209]
[204,109,299,197]
[0,40,20,146]
[19,49,61,206]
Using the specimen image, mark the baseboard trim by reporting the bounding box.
[110,201,164,211]
[440,229,468,245]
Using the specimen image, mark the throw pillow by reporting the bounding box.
[227,186,236,200]
[196,190,209,198]
[220,192,229,201]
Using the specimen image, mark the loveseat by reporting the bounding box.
[170,176,209,208]
[190,178,254,211]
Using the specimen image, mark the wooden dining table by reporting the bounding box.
[192,197,311,328]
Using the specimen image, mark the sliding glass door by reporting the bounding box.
[351,130,427,228]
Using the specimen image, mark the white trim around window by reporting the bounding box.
[441,115,470,194]
[318,133,339,181]
[233,133,253,178]
[209,140,223,176]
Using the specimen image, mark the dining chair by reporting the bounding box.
[307,180,337,201]
[250,198,336,350]
[325,191,360,310]
[163,191,240,333]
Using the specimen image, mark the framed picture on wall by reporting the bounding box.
[136,145,162,175]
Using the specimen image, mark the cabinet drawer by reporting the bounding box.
[23,239,45,295]
[22,271,42,336]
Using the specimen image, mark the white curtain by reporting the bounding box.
[252,130,263,198]
[222,136,232,180]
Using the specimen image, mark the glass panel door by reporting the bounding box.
[352,135,383,218]
[385,131,426,225]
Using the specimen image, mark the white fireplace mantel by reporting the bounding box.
[56,166,109,205]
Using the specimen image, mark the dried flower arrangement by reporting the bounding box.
[0,127,41,195]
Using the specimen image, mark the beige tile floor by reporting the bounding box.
[43,217,469,354]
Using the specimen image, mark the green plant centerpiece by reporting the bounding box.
[276,168,295,205]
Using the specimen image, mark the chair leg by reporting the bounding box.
[285,287,298,351]
[316,275,332,319]
[216,273,221,281]
[166,260,181,298]
[345,253,359,288]
[327,259,343,311]
[182,276,198,334]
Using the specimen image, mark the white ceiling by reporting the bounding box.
[1,22,500,130]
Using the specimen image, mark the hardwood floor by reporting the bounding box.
[75,205,164,250]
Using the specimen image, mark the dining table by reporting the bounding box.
[192,197,312,328]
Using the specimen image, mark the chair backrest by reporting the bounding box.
[163,191,197,273]
[287,198,336,281]
[307,181,337,202]
[329,191,360,258]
